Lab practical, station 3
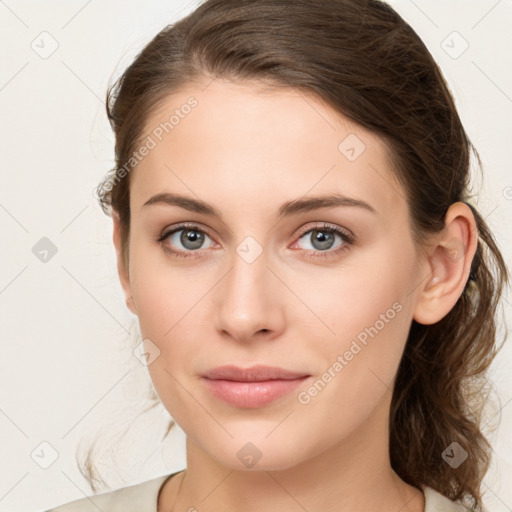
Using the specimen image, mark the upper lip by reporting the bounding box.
[202,365,310,382]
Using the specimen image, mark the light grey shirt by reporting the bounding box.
[45,472,482,512]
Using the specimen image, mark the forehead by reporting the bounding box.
[129,79,406,221]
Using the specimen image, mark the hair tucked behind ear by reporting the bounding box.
[89,0,509,506]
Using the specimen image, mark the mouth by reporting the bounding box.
[200,365,312,408]
[202,364,310,381]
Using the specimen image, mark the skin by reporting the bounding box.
[112,77,477,512]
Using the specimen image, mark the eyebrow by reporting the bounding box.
[142,192,377,218]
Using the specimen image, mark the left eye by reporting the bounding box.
[295,227,349,252]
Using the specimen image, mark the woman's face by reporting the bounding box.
[116,78,428,470]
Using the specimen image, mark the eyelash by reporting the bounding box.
[155,222,355,260]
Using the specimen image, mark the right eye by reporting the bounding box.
[157,223,216,259]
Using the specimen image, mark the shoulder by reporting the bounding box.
[44,474,170,512]
[423,485,489,512]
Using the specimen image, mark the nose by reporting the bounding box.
[213,247,285,344]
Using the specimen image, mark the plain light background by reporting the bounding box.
[0,1,510,511]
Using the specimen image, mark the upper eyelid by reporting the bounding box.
[163,222,216,241]
[296,223,353,237]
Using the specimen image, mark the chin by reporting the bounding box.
[198,434,315,473]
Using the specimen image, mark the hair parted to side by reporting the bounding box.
[88,0,509,507]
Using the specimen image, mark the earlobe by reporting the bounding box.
[112,212,137,316]
[413,202,477,325]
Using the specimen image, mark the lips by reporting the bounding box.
[201,364,310,382]
[200,365,312,408]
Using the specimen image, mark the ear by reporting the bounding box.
[112,211,137,316]
[413,202,477,325]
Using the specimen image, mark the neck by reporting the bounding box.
[162,396,425,512]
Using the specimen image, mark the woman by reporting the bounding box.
[46,0,508,510]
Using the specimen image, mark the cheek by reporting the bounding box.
[303,241,418,405]
[295,286,413,446]
[127,242,211,406]
[302,241,416,342]
[127,236,193,339]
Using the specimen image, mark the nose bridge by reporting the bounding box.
[214,237,282,341]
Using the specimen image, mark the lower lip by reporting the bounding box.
[201,376,311,408]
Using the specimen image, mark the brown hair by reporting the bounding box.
[87,0,509,508]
